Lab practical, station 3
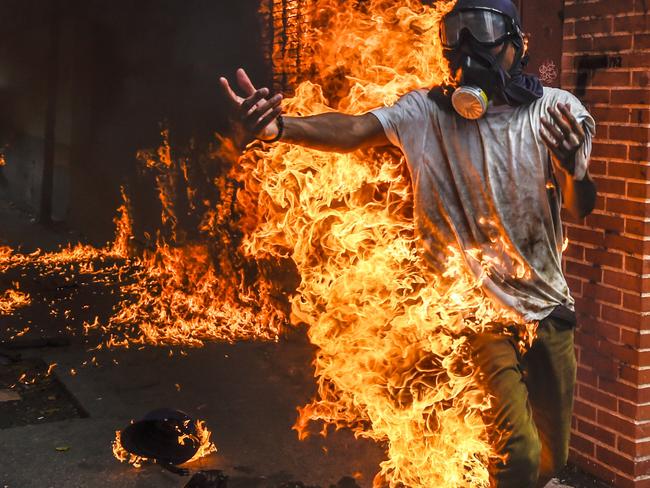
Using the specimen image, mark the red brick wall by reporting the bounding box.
[561,1,650,486]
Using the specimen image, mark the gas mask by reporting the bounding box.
[449,42,511,120]
[439,1,543,120]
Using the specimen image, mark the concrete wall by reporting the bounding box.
[0,0,269,244]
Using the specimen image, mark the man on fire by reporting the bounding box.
[221,0,596,486]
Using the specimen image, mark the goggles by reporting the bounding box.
[441,8,520,48]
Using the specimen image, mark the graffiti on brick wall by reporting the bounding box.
[539,59,558,85]
[575,54,622,98]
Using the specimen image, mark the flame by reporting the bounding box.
[238,1,534,486]
[0,149,284,348]
[112,430,147,469]
[0,1,540,486]
[111,420,217,468]
[0,285,31,314]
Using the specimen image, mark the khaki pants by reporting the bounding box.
[470,316,577,488]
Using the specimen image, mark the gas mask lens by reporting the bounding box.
[441,9,510,48]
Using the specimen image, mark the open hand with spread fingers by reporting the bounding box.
[540,102,588,180]
[219,68,283,145]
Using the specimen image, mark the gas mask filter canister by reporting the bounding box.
[451,85,489,120]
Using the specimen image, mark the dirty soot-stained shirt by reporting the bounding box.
[371,87,595,322]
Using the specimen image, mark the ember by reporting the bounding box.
[0,285,31,315]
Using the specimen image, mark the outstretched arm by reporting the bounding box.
[540,102,597,219]
[220,68,388,152]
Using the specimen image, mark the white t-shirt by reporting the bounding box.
[371,87,595,321]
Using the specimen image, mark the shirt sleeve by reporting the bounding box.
[557,91,596,181]
[370,90,429,149]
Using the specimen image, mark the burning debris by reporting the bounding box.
[0,284,30,315]
[112,409,217,472]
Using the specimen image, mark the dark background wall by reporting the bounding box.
[0,0,269,244]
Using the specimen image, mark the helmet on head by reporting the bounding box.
[441,0,523,49]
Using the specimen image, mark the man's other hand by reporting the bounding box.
[220,68,283,143]
[540,103,588,181]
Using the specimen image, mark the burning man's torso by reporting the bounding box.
[371,87,596,321]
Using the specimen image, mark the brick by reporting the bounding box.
[592,35,633,53]
[567,276,584,295]
[609,125,650,143]
[583,281,623,304]
[575,18,613,37]
[633,73,650,90]
[622,52,650,69]
[599,377,643,403]
[639,332,650,350]
[634,456,650,478]
[636,33,650,50]
[602,305,640,329]
[565,21,575,38]
[567,261,603,283]
[567,226,605,246]
[585,247,623,269]
[576,329,599,350]
[618,399,650,421]
[597,410,637,438]
[578,385,617,411]
[608,161,650,180]
[614,14,650,33]
[582,88,611,104]
[574,399,598,421]
[591,107,630,124]
[586,214,625,233]
[595,319,623,341]
[623,364,650,383]
[575,296,602,318]
[593,177,626,196]
[570,451,617,485]
[590,159,608,175]
[639,333,650,348]
[625,218,650,236]
[605,198,648,218]
[603,270,641,292]
[621,327,640,347]
[578,418,617,446]
[577,365,599,386]
[626,181,650,198]
[629,145,650,162]
[618,399,638,419]
[592,143,627,159]
[571,434,596,457]
[565,0,635,19]
[565,242,584,260]
[598,339,639,363]
[631,107,650,124]
[622,292,640,311]
[596,445,635,474]
[611,89,650,105]
[604,233,650,255]
[589,70,632,87]
[624,256,650,275]
[562,54,576,72]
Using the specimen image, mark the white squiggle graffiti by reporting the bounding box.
[539,59,558,85]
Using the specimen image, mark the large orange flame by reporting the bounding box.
[0,1,540,485]
[240,1,535,486]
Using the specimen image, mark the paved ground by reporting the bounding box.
[0,200,612,488]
